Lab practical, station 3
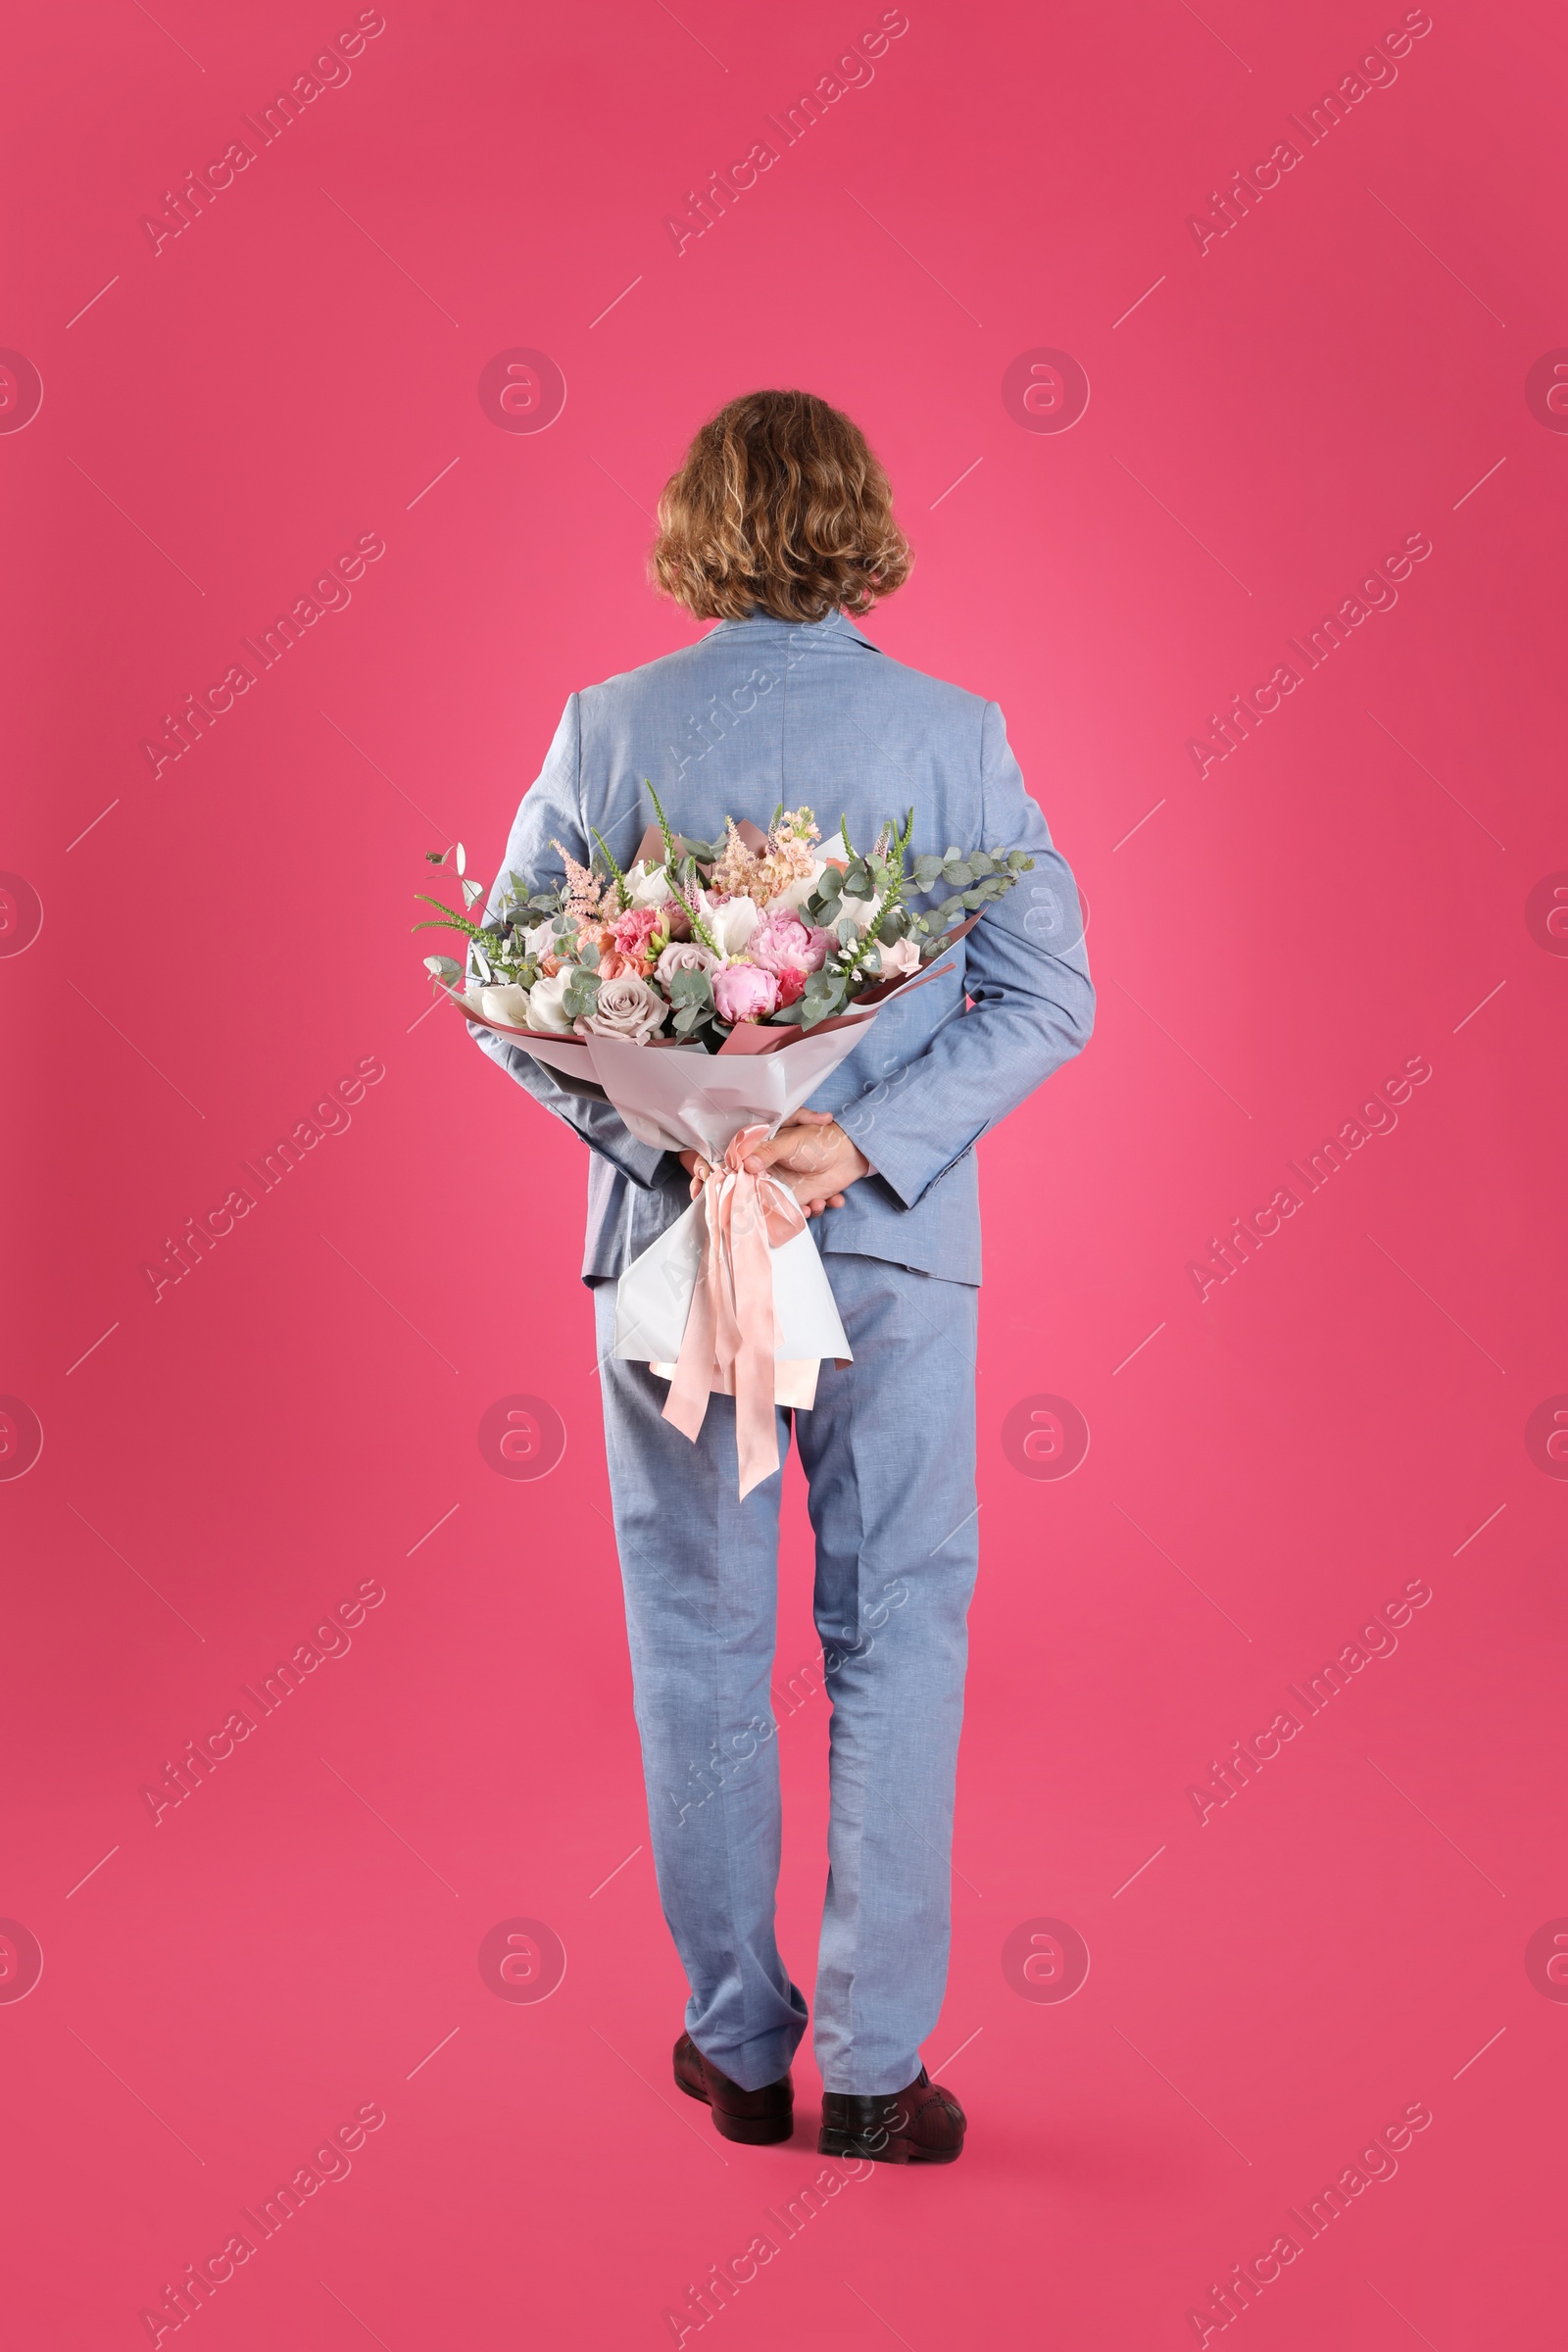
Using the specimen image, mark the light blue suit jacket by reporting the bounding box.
[474,610,1094,1286]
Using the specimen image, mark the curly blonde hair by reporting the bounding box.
[650,389,912,623]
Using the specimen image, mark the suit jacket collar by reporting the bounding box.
[707,609,880,652]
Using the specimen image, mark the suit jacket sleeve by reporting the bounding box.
[468,694,668,1189]
[834,700,1095,1209]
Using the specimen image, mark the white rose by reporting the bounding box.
[699,891,760,957]
[479,982,535,1028]
[576,972,668,1045]
[525,968,577,1032]
[843,888,884,935]
[522,916,559,956]
[625,859,675,907]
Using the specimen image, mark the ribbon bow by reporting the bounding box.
[662,1122,808,1496]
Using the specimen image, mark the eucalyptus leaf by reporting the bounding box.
[669,966,712,1008]
[562,967,601,1022]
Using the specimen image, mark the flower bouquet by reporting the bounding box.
[417,794,1032,1495]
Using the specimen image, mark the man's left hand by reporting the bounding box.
[742,1109,872,1217]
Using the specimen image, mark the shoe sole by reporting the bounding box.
[675,2064,794,2145]
[817,2125,962,2165]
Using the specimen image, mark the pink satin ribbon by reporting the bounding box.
[662,1122,807,1497]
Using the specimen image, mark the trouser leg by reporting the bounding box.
[592,1280,808,2090]
[793,1254,981,2095]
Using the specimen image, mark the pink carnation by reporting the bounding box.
[608,905,662,974]
[750,910,830,975]
[712,960,779,1024]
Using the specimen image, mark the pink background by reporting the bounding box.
[3,1,1565,2343]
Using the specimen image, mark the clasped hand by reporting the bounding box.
[678,1109,871,1218]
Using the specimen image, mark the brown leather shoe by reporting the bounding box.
[818,2067,965,2164]
[673,2032,794,2145]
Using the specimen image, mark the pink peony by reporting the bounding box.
[750,909,830,975]
[712,960,780,1024]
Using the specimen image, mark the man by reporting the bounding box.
[474,389,1094,2162]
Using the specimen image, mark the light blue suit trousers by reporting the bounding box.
[594,1253,979,2094]
[477,611,1093,2092]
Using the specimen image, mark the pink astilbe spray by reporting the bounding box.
[553,840,614,928]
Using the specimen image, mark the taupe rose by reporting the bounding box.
[655,940,718,987]
[576,971,668,1044]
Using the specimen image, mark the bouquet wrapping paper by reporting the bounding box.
[502,1019,884,1494]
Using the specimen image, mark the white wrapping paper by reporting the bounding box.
[514,1020,878,1403]
[460,934,968,1441]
